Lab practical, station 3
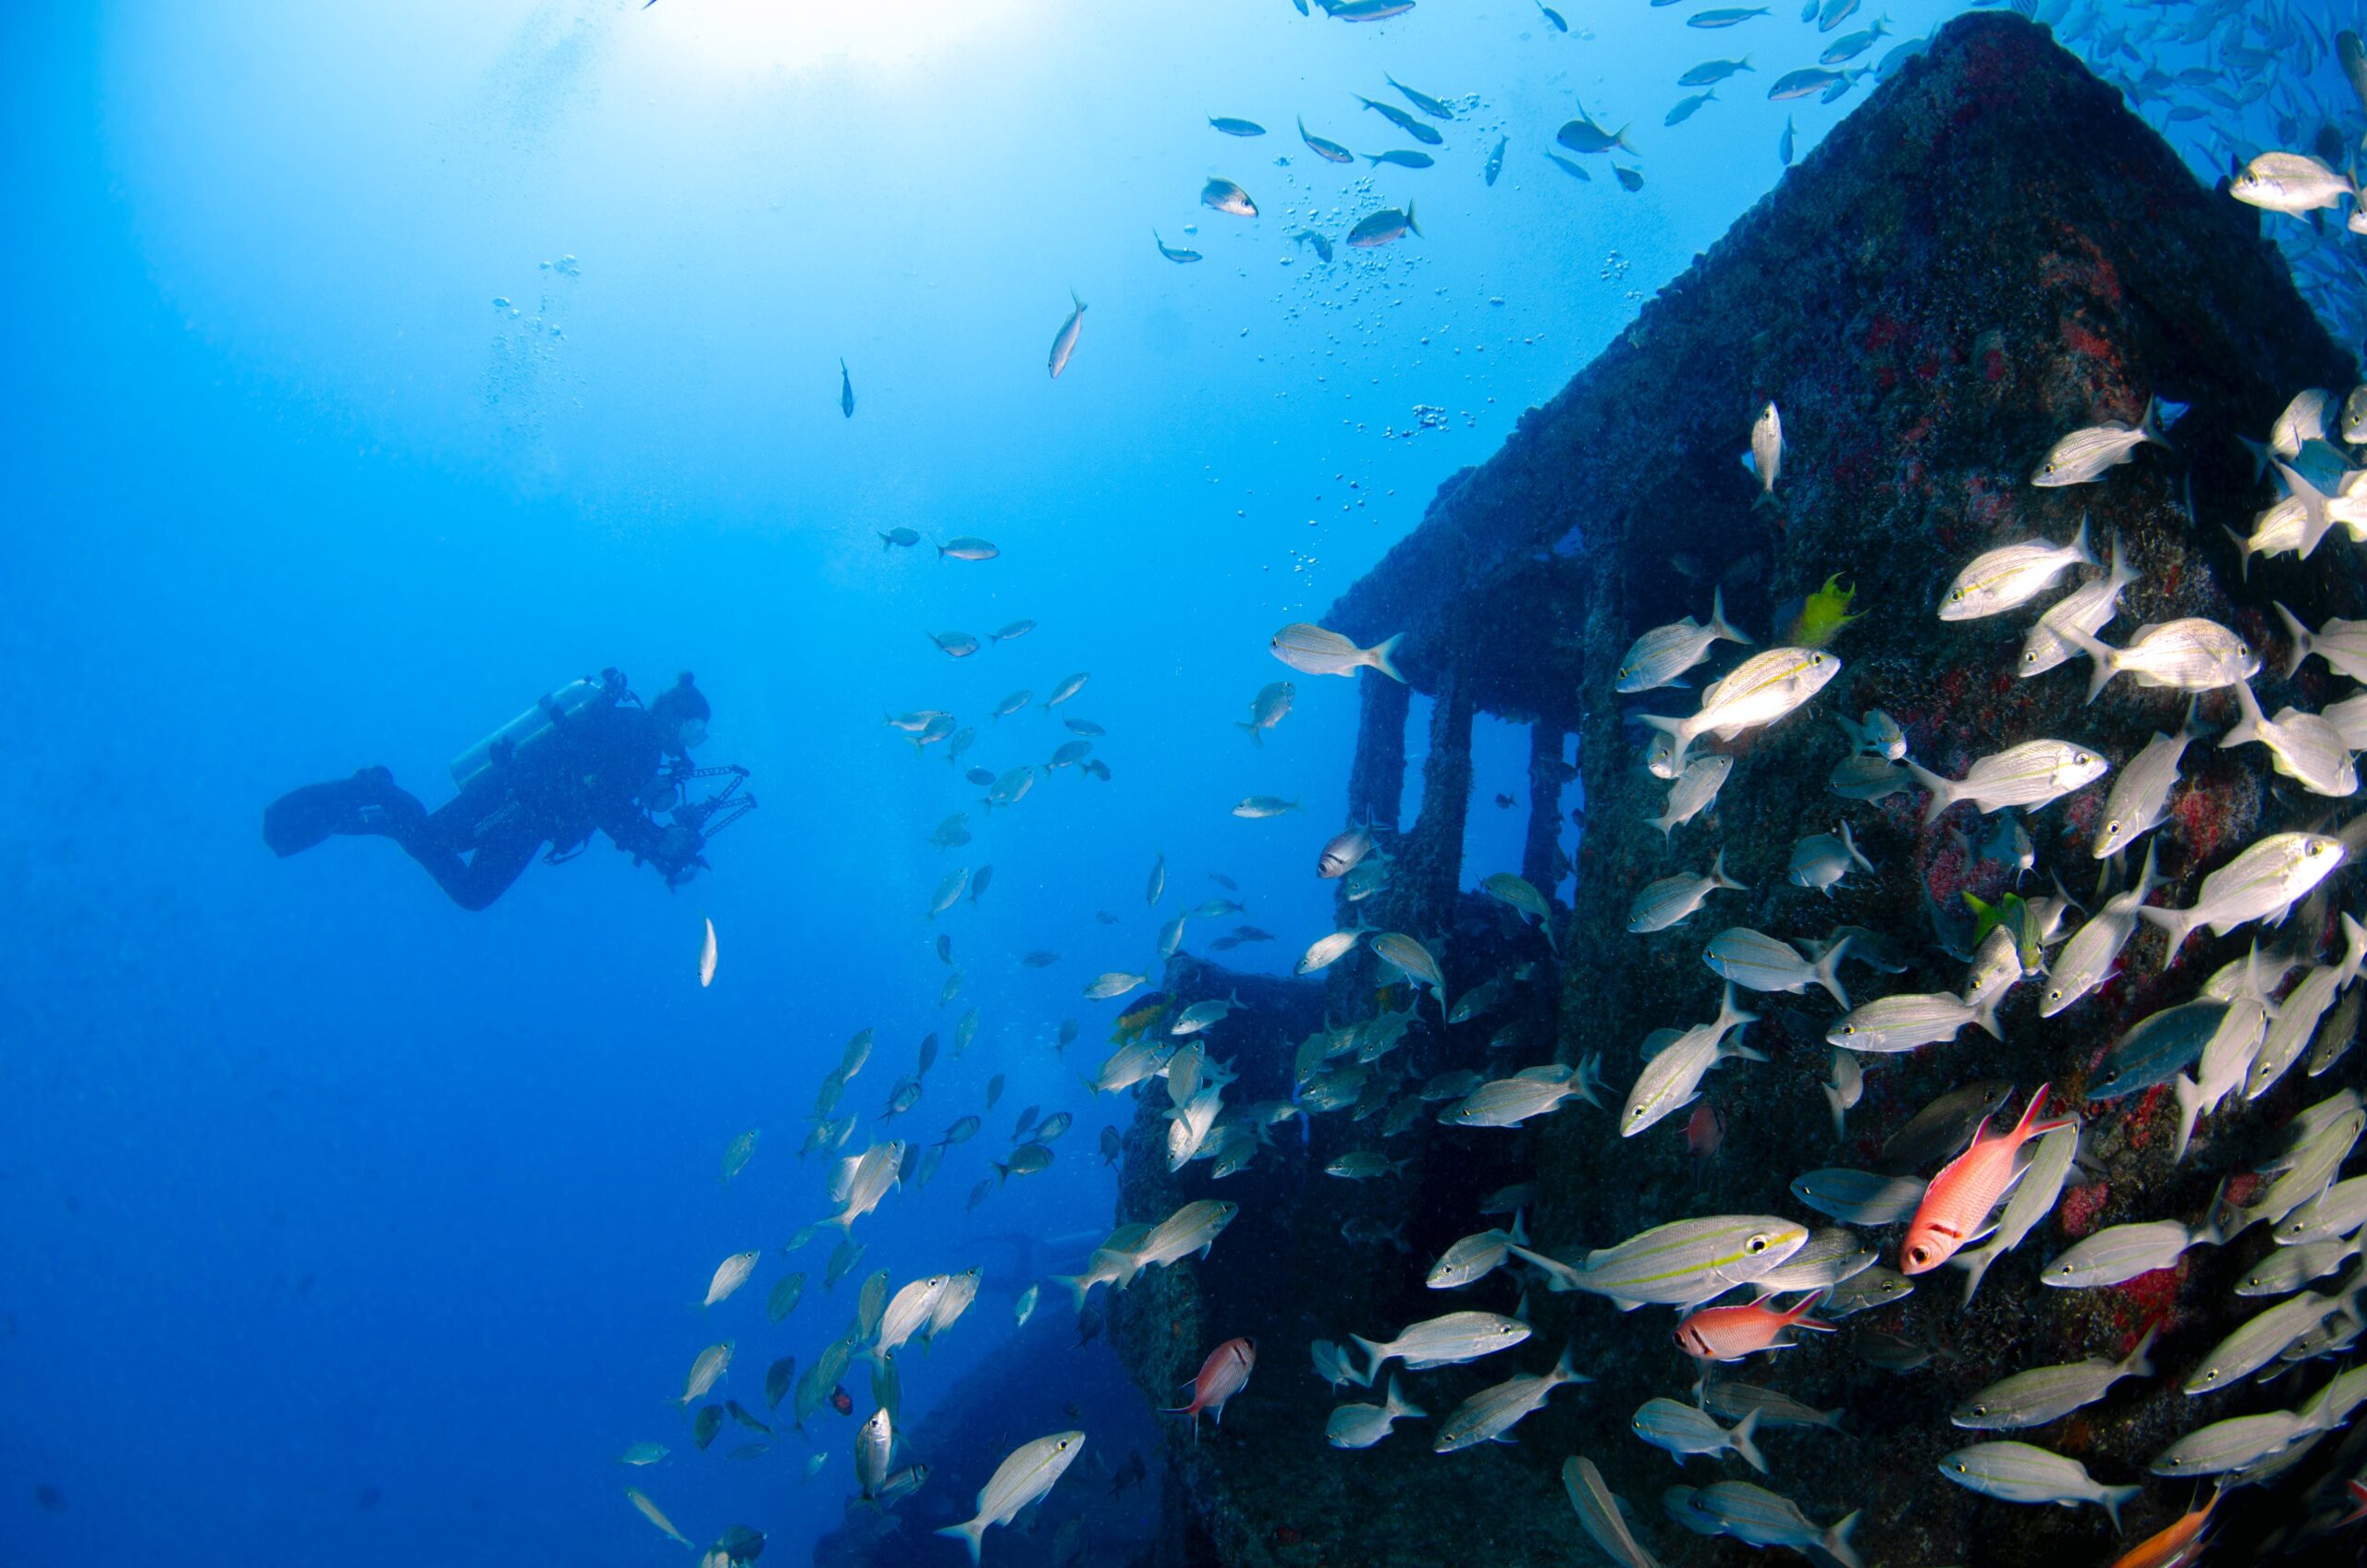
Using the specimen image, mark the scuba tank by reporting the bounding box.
[448,668,629,790]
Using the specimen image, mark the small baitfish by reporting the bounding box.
[1787,822,1872,896]
[1907,739,2106,823]
[1704,927,1849,1006]
[1627,849,1748,933]
[2139,833,2346,968]
[1631,1398,1766,1470]
[1643,647,1839,772]
[1514,1213,1808,1309]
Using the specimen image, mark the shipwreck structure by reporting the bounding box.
[1098,13,2367,1568]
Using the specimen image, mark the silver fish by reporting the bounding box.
[1682,1481,1862,1566]
[1824,1265,1913,1317]
[1827,990,1998,1054]
[1753,1227,1876,1292]
[1270,622,1402,680]
[1239,680,1294,745]
[1787,822,1872,895]
[2091,711,2202,859]
[2019,534,2139,677]
[1200,178,1257,217]
[1952,1328,2155,1428]
[2182,1275,2361,1392]
[1704,928,1849,1006]
[1562,1456,1662,1568]
[1515,1214,1808,1309]
[2044,1215,2219,1291]
[1448,1062,1604,1129]
[1938,1442,2140,1527]
[2243,918,2365,1100]
[2139,833,2346,967]
[1749,402,1783,495]
[1643,648,1840,772]
[1938,517,2094,619]
[1621,986,1762,1135]
[2151,1410,2318,1476]
[2229,151,2355,214]
[937,1432,1085,1560]
[1650,753,1734,837]
[2030,401,2167,485]
[1047,290,1086,379]
[2042,842,2163,1014]
[1827,754,1908,801]
[1628,850,1748,933]
[2062,618,2259,704]
[1699,1381,1846,1432]
[1351,1311,1530,1378]
[1370,932,1445,998]
[1906,739,2106,823]
[1326,1376,1425,1448]
[1631,1399,1766,1470]
[2277,1175,2367,1245]
[1296,928,1367,974]
[1431,1346,1589,1452]
[2237,1233,2363,1296]
[2275,601,2367,681]
[1428,1219,1527,1290]
[2221,680,2357,798]
[1616,586,1754,692]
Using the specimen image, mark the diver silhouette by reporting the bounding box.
[264,670,752,910]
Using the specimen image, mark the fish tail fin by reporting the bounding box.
[1841,819,1873,873]
[1823,1511,1864,1568]
[1971,990,2004,1042]
[1707,584,1754,646]
[2138,903,2200,969]
[2104,531,2137,595]
[2172,1072,2207,1164]
[2123,1322,2159,1380]
[1956,1243,1994,1307]
[1812,937,1852,1010]
[935,1518,987,1565]
[1729,1407,1767,1473]
[1404,200,1420,238]
[1367,632,1406,682]
[1236,722,1263,747]
[2221,522,2256,582]
[1905,758,1956,824]
[1385,1374,1425,1419]
[1822,1082,1847,1143]
[2217,673,2269,756]
[1347,1336,1388,1387]
[1711,847,1747,892]
[1646,812,1678,839]
[1071,287,1085,311]
[2274,600,2313,678]
[1614,123,1634,153]
[2053,621,2120,704]
[2100,1485,2140,1535]
[2069,511,2096,568]
[2139,393,2170,448]
[2009,1083,2069,1143]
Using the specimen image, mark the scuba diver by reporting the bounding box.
[264,669,754,911]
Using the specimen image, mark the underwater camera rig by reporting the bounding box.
[638,761,757,889]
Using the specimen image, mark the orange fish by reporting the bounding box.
[1901,1084,2072,1275]
[1164,1337,1256,1439]
[1674,1290,1833,1362]
[2110,1488,2215,1568]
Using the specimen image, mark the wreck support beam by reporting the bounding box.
[1401,665,1474,927]
[1522,725,1566,897]
[1344,674,1410,834]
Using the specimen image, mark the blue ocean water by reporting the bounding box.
[4,2,2361,1564]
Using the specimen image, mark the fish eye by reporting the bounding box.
[1747,1233,1772,1254]
[1908,1245,1931,1266]
[1971,1403,1988,1415]
[1952,1461,1968,1474]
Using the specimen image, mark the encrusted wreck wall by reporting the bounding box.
[1110,12,2367,1568]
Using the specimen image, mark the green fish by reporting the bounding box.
[1787,573,1865,645]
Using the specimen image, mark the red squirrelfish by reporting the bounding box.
[1686,1102,1727,1158]
[1674,1290,1833,1361]
[1163,1337,1256,1439]
[1901,1085,2073,1275]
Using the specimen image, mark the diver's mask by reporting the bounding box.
[676,717,708,753]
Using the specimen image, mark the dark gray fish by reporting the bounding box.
[1366,150,1435,168]
[1346,203,1420,247]
[1208,116,1267,137]
[1537,1,1567,31]
[1614,165,1644,192]
[1297,116,1355,163]
[1385,72,1454,119]
[1880,1082,2012,1170]
[1356,95,1445,145]
[839,358,854,419]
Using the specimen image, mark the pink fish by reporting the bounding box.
[1164,1336,1256,1439]
[1901,1084,2073,1275]
[1674,1290,1833,1362]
